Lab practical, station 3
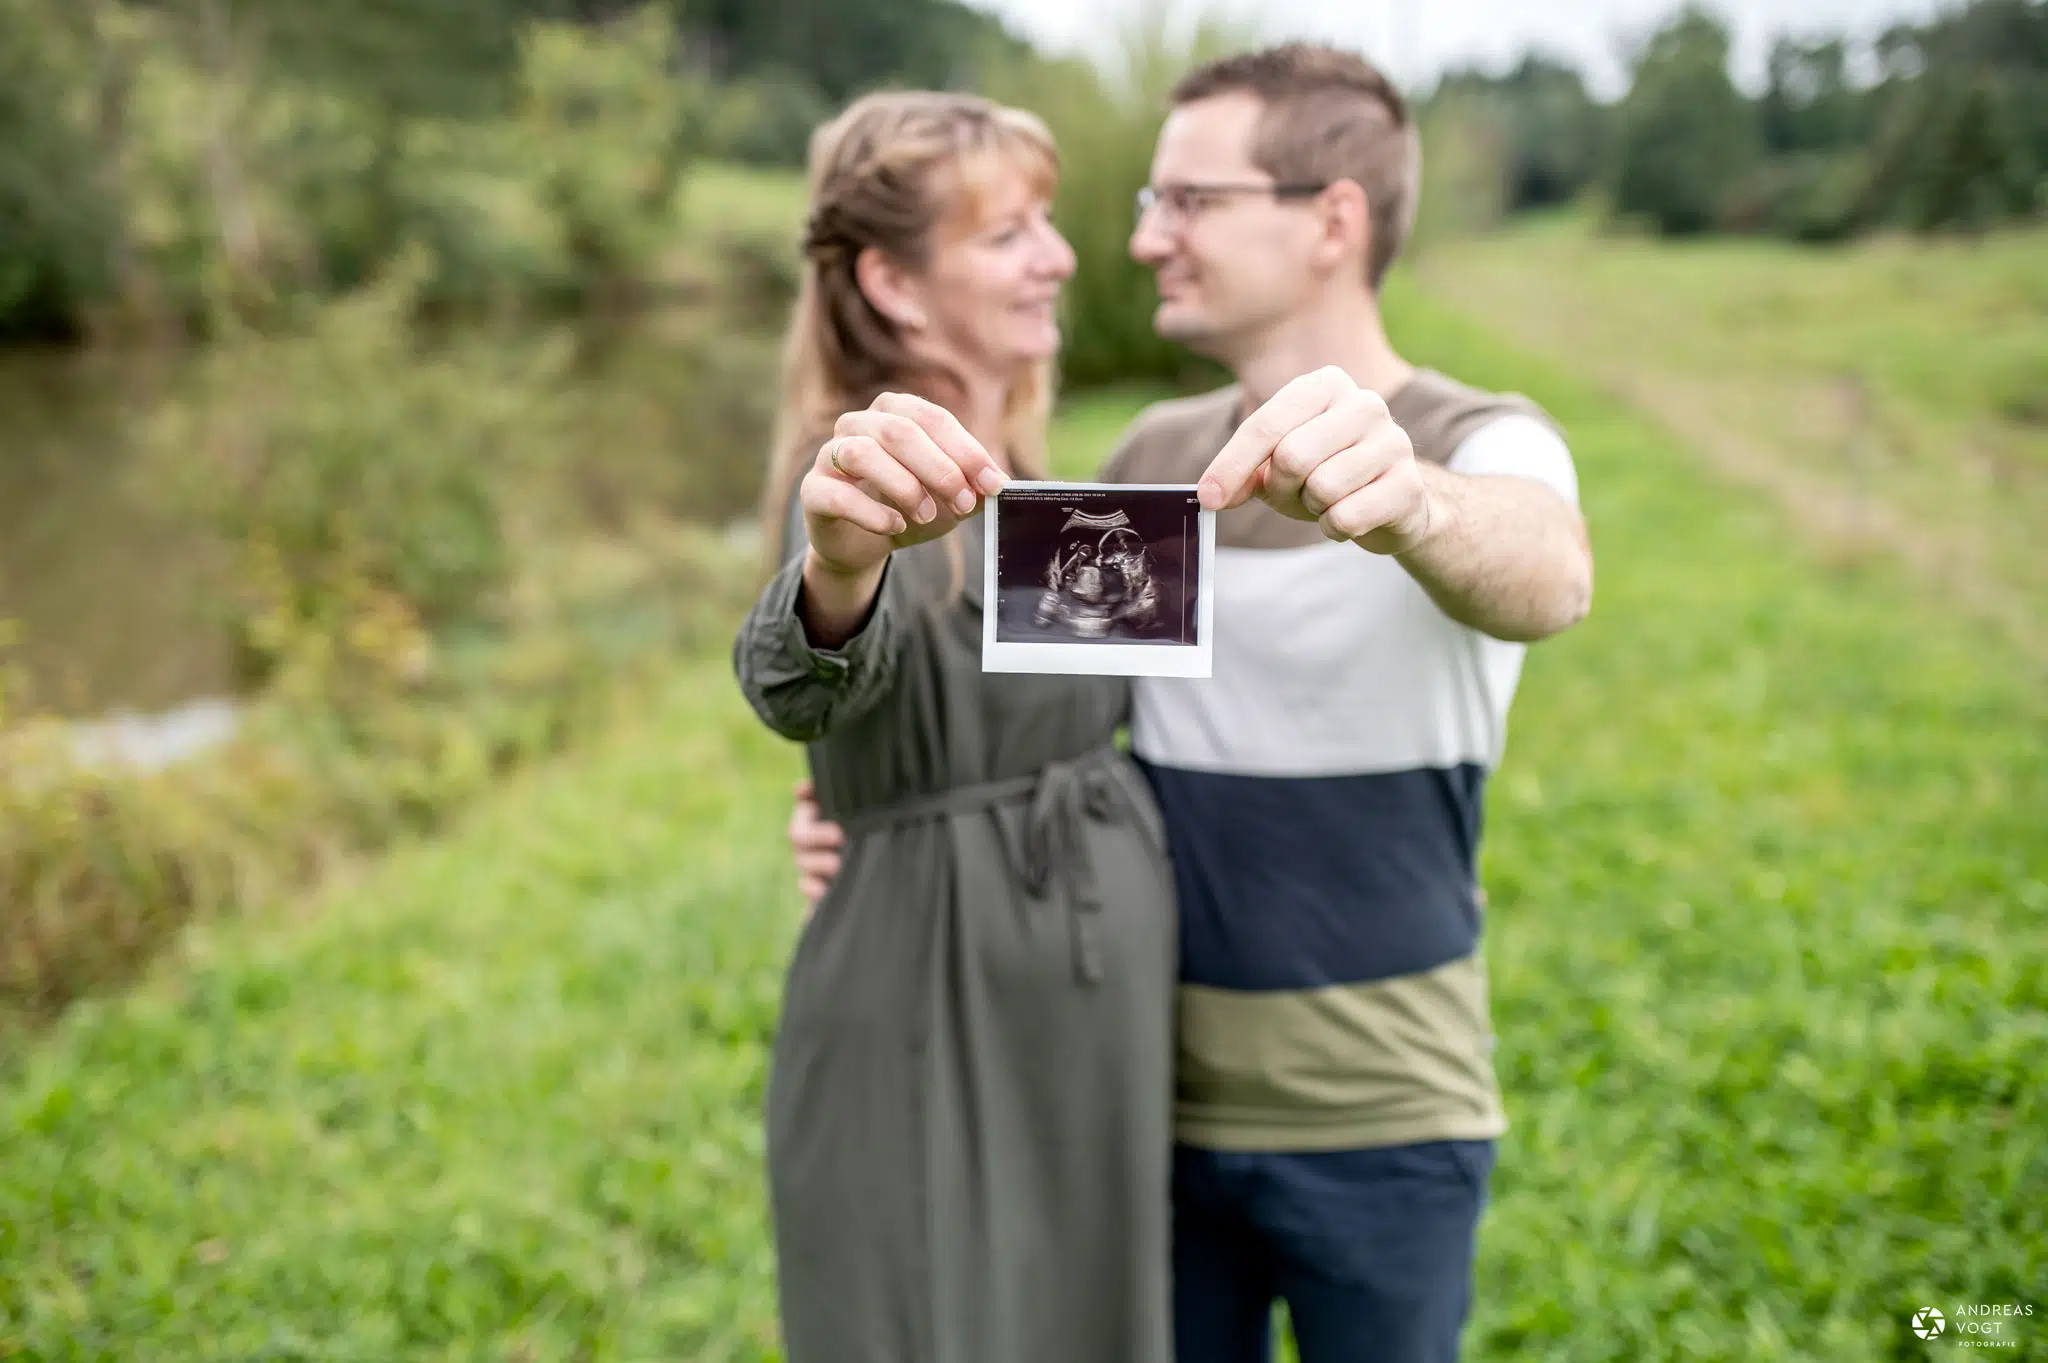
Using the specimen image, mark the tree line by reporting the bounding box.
[2,0,2039,343]
[0,0,1026,342]
[1423,0,2045,240]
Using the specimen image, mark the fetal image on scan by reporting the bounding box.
[1031,511,1163,640]
[987,485,1209,674]
[993,488,1200,648]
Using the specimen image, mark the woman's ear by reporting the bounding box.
[854,247,929,332]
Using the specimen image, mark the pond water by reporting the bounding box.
[0,349,235,720]
[0,313,777,733]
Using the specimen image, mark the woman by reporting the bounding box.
[731,91,1178,1363]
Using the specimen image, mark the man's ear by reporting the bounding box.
[854,247,928,331]
[1312,179,1373,276]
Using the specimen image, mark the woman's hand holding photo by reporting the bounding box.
[797,391,1012,647]
[804,392,1010,570]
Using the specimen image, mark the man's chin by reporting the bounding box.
[1152,305,1225,354]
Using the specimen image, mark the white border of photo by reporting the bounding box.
[981,481,1216,678]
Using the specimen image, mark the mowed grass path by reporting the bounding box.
[5,292,2044,1361]
[1416,216,2048,662]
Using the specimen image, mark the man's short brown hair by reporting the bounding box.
[1172,43,1421,289]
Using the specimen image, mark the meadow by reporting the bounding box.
[1415,214,2048,665]
[3,249,2044,1361]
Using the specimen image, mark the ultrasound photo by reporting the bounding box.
[982,483,1214,678]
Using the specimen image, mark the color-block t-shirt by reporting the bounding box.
[1099,369,1580,1152]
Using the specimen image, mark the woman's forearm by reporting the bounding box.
[800,548,889,650]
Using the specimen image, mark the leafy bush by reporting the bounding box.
[706,69,833,169]
[142,252,567,667]
[0,0,123,340]
[1900,74,2040,233]
[1410,94,1514,251]
[1716,153,1866,241]
[0,3,702,338]
[327,7,702,318]
[1607,7,1763,236]
[513,9,700,306]
[2,219,791,1021]
[551,319,786,532]
[0,521,757,1024]
[1424,56,1606,215]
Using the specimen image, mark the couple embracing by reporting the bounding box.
[732,40,1593,1363]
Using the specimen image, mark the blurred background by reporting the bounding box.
[1,0,2042,1358]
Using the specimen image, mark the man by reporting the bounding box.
[786,42,1592,1363]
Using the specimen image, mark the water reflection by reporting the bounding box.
[61,697,244,773]
[0,311,775,728]
[0,349,235,718]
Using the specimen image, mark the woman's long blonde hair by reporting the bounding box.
[757,90,1062,568]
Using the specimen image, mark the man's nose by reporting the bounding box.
[1129,215,1172,265]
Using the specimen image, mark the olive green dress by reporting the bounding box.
[732,496,1177,1363]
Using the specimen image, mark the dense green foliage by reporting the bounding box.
[1424,0,2045,241]
[5,0,2043,339]
[0,1,705,340]
[5,290,2042,1359]
[1429,55,1605,214]
[999,0,2048,382]
[0,0,1021,340]
[1609,10,1764,235]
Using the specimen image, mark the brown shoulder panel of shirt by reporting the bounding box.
[1094,371,1559,553]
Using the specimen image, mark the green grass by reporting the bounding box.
[4,290,2044,1361]
[2,661,804,1361]
[680,162,809,245]
[1383,281,2046,1359]
[1416,216,2048,660]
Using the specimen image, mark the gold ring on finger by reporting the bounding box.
[828,439,849,477]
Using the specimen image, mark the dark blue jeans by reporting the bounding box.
[1171,1139,1496,1363]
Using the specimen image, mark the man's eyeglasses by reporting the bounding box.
[1134,181,1328,226]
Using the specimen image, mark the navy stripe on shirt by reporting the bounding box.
[1134,758,1487,993]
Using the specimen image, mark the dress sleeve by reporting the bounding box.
[731,482,909,743]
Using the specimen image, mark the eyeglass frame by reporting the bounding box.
[1134,180,1330,226]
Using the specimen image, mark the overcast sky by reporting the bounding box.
[967,0,1959,98]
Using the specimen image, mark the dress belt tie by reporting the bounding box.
[838,746,1161,986]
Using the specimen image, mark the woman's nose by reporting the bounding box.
[1041,223,1078,277]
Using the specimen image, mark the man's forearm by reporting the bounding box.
[1391,464,1593,642]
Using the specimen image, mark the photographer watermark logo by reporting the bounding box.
[1912,1302,2035,1349]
